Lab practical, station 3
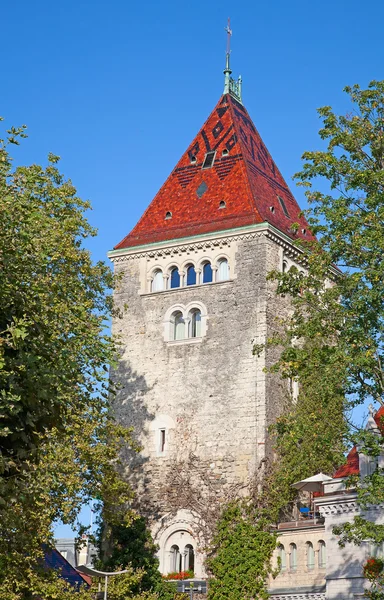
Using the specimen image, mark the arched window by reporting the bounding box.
[151,269,164,292]
[282,261,288,273]
[185,544,195,572]
[217,258,229,281]
[202,262,213,284]
[189,309,201,338]
[318,541,326,568]
[186,264,196,286]
[170,545,181,573]
[172,312,185,341]
[306,542,315,570]
[289,543,297,571]
[278,544,286,571]
[170,267,180,289]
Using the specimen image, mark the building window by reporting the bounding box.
[369,542,384,558]
[164,302,207,343]
[306,542,315,570]
[186,264,197,286]
[202,151,216,169]
[189,309,201,338]
[278,544,286,572]
[217,258,229,281]
[170,545,182,573]
[172,311,185,340]
[151,269,164,292]
[278,195,290,217]
[219,200,226,209]
[318,541,326,568]
[290,543,297,571]
[282,260,288,273]
[159,428,166,454]
[202,262,213,283]
[185,544,195,572]
[170,267,180,289]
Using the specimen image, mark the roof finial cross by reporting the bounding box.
[223,18,232,94]
[225,18,232,57]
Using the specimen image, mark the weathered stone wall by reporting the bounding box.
[111,228,296,574]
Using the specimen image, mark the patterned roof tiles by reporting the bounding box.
[115,94,313,249]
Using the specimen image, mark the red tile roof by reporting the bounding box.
[374,406,384,433]
[115,94,313,250]
[333,446,360,478]
[333,407,384,478]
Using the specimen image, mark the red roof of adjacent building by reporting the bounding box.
[333,446,360,478]
[333,407,384,478]
[115,93,313,250]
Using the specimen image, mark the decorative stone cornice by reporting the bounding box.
[318,502,359,516]
[269,593,325,600]
[109,223,309,266]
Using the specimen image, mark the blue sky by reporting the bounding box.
[2,0,383,537]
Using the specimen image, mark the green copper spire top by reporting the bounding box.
[223,18,242,104]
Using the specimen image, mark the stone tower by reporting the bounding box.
[109,55,312,577]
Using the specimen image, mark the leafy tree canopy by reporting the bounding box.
[268,80,384,546]
[0,120,139,596]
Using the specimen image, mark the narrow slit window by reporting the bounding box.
[202,151,216,169]
[278,195,290,218]
[159,429,166,453]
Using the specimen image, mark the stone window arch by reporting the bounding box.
[186,263,197,286]
[318,540,326,568]
[170,544,182,573]
[184,544,195,572]
[151,268,164,293]
[216,257,229,281]
[188,308,201,338]
[306,542,315,570]
[201,261,213,284]
[289,543,297,571]
[169,266,180,289]
[278,544,286,571]
[171,311,185,341]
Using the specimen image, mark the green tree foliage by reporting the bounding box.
[268,80,384,545]
[102,516,162,591]
[0,121,138,596]
[101,516,186,600]
[206,500,277,600]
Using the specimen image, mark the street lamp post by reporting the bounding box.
[76,565,130,600]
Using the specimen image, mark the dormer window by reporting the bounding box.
[190,155,197,164]
[202,151,216,169]
[278,195,290,218]
[165,211,172,220]
[222,149,229,156]
[219,201,226,209]
[270,206,275,213]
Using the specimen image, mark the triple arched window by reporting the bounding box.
[149,258,230,292]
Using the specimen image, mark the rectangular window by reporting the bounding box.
[159,429,166,454]
[202,151,216,169]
